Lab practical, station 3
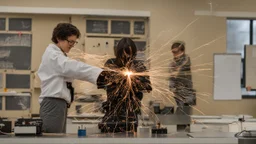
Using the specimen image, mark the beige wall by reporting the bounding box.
[0,0,256,117]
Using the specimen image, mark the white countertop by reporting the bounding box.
[194,119,238,124]
[0,132,238,144]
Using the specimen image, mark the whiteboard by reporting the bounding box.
[214,54,242,100]
[245,45,256,89]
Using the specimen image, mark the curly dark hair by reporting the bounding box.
[171,41,185,52]
[51,23,81,44]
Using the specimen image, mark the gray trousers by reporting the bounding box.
[40,97,67,133]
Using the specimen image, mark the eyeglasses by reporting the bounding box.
[172,47,181,54]
[66,39,78,46]
[172,50,179,54]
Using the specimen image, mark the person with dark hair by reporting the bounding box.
[169,41,196,115]
[38,23,112,133]
[98,37,152,133]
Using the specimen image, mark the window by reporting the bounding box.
[6,74,30,89]
[85,18,147,38]
[5,96,30,110]
[0,96,2,110]
[86,20,108,34]
[227,20,250,57]
[0,17,32,114]
[9,18,32,31]
[0,18,5,30]
[134,21,145,35]
[0,18,32,70]
[253,21,256,44]
[111,20,130,34]
[227,19,256,97]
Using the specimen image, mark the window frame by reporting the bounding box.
[0,16,33,116]
[227,18,256,98]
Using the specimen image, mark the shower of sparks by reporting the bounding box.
[67,16,226,133]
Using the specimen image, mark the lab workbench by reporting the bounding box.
[0,132,239,144]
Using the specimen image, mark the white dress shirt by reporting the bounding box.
[38,44,103,104]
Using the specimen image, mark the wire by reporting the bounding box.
[234,130,247,137]
[0,130,11,136]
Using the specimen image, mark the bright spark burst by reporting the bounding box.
[123,71,133,77]
[67,16,226,133]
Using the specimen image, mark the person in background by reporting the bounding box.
[169,41,196,115]
[38,23,113,133]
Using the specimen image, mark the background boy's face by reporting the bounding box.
[172,47,182,58]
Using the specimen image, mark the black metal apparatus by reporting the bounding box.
[0,117,12,134]
[14,118,43,136]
